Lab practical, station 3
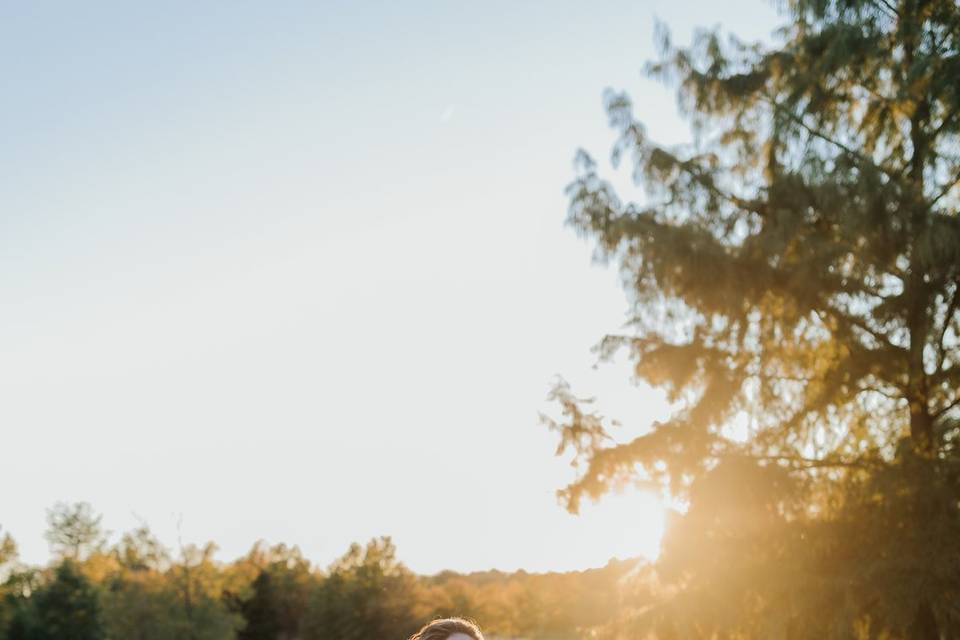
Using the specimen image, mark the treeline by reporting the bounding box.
[0,503,637,640]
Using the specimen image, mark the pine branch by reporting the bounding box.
[929,364,958,392]
[858,385,904,402]
[937,281,960,372]
[929,168,960,207]
[929,22,959,57]
[931,108,959,141]
[766,99,902,181]
[825,304,904,353]
[754,373,816,384]
[872,0,900,19]
[721,452,883,470]
[644,148,768,220]
[933,394,960,419]
[686,162,768,219]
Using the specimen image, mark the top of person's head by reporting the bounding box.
[408,617,484,640]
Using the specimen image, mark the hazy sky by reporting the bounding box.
[2,1,780,574]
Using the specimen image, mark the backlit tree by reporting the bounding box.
[548,1,960,637]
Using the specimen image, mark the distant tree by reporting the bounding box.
[168,542,242,640]
[301,537,423,640]
[226,542,313,640]
[419,574,484,625]
[0,529,19,640]
[548,0,960,638]
[232,571,281,640]
[0,530,16,572]
[101,571,182,640]
[44,503,104,561]
[2,515,645,640]
[100,526,181,640]
[7,561,105,640]
[422,564,635,640]
[114,526,171,573]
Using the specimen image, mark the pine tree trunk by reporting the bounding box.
[902,5,939,636]
[910,601,939,640]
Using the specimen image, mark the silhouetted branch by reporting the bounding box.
[766,99,902,181]
[720,452,884,470]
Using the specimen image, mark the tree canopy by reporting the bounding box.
[548,0,960,638]
[44,503,104,562]
[0,504,638,640]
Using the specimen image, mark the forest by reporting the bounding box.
[0,502,636,640]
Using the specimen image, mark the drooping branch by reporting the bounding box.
[766,99,903,181]
[872,0,900,20]
[929,167,960,207]
[933,394,960,420]
[720,452,885,471]
[937,280,960,372]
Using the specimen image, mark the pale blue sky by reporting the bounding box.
[2,1,780,573]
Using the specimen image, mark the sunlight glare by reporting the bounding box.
[578,488,666,562]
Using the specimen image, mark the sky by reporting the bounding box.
[1,1,780,575]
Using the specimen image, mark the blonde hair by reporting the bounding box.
[408,617,484,640]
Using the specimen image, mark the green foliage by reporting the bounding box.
[101,571,184,640]
[99,528,241,640]
[166,543,243,640]
[100,527,203,640]
[1,506,648,640]
[301,537,423,640]
[7,561,105,640]
[547,0,960,638]
[0,528,21,634]
[227,543,313,640]
[233,572,281,640]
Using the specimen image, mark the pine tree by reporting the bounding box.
[8,561,106,640]
[548,1,960,638]
[235,572,281,640]
[301,537,422,640]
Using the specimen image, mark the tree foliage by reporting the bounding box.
[226,542,312,640]
[548,0,960,638]
[1,504,650,640]
[44,503,104,562]
[7,561,105,640]
[300,537,423,640]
